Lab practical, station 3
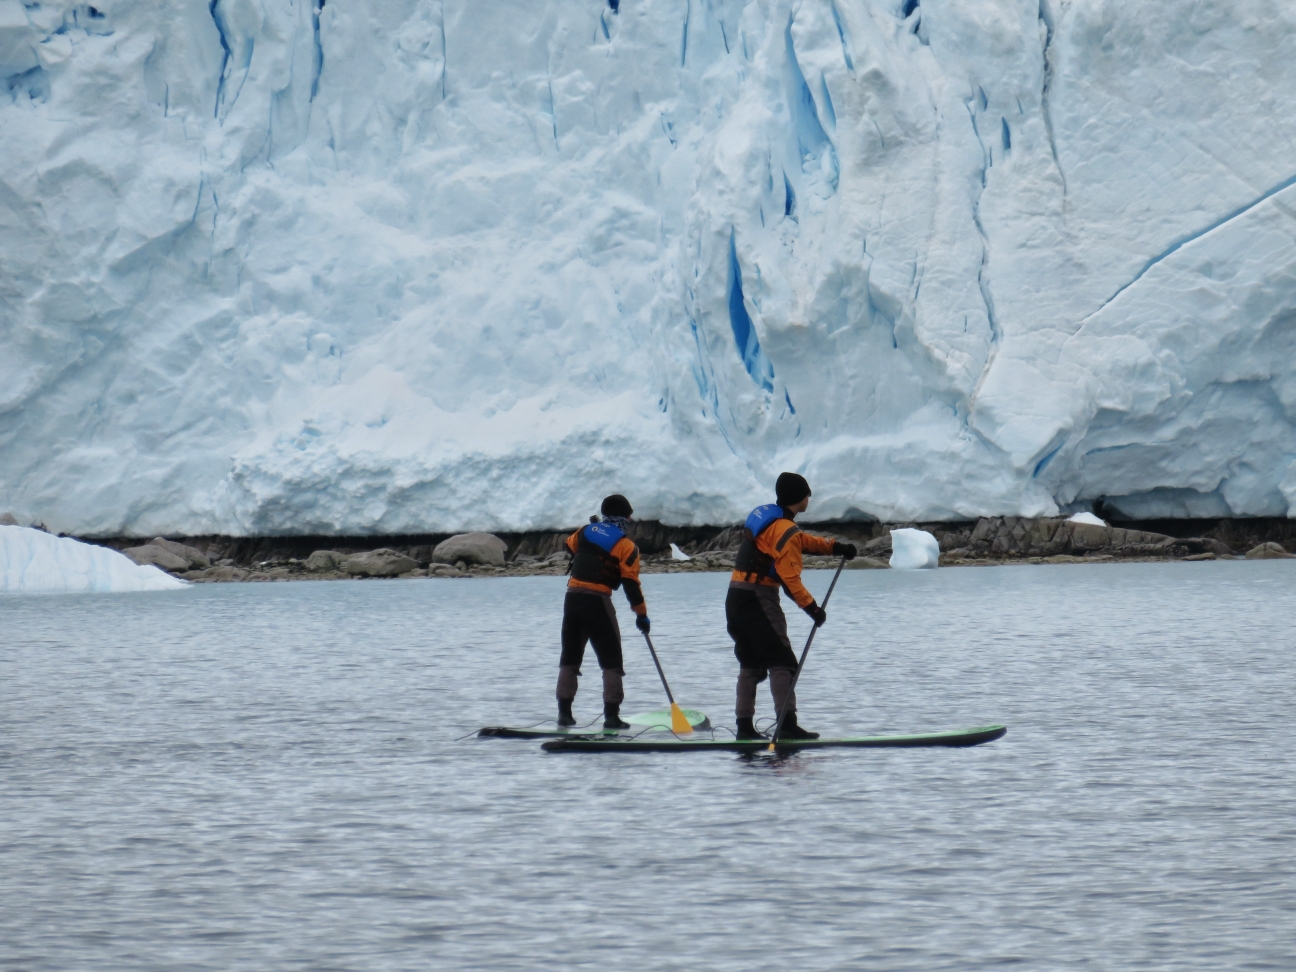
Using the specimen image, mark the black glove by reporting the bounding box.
[833,541,858,561]
[803,602,827,627]
[636,615,651,634]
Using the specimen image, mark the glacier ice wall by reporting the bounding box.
[3,0,1296,536]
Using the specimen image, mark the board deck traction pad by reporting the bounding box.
[477,707,712,740]
[539,725,1007,753]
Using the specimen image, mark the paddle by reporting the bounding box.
[640,630,693,734]
[769,556,848,751]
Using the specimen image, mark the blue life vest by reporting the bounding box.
[581,521,625,552]
[744,504,784,537]
[571,520,629,589]
[734,504,789,579]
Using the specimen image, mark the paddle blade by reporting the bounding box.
[670,703,692,734]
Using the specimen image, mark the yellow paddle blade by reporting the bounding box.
[670,703,692,734]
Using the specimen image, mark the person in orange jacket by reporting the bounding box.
[556,494,650,730]
[726,472,856,739]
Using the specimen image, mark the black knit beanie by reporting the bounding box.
[775,472,812,508]
[600,494,634,519]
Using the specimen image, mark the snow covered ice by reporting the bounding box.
[0,525,187,593]
[888,527,939,569]
[1067,512,1106,527]
[3,0,1296,537]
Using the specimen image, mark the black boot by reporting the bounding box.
[774,713,819,740]
[603,703,630,731]
[735,717,766,740]
[557,699,576,728]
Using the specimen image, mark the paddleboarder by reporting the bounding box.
[727,472,856,740]
[556,494,650,730]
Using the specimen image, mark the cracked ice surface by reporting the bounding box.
[3,0,1296,536]
[0,526,185,593]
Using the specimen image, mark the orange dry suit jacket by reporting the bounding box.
[565,524,648,617]
[730,509,835,609]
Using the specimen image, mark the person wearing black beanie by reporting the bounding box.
[554,495,650,730]
[775,472,811,508]
[725,473,857,739]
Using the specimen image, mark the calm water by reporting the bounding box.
[2,562,1294,970]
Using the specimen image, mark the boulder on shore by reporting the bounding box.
[429,563,468,577]
[122,538,210,573]
[150,538,210,569]
[122,544,188,572]
[1245,542,1294,560]
[305,550,345,572]
[432,533,507,567]
[182,565,251,581]
[845,556,888,570]
[341,548,419,577]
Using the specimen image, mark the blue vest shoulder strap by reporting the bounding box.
[745,504,785,537]
[582,521,625,554]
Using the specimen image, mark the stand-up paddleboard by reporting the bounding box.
[540,724,1006,753]
[478,708,711,740]
[477,726,617,739]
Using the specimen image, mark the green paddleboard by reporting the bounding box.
[540,725,1007,753]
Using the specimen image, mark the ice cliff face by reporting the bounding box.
[3,0,1296,536]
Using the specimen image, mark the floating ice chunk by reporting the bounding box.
[0,526,187,594]
[669,543,692,562]
[1067,512,1107,527]
[888,529,940,570]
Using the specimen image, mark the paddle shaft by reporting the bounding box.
[641,631,677,704]
[769,556,848,745]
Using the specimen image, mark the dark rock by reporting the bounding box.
[122,544,190,573]
[1245,542,1294,560]
[432,533,507,567]
[341,549,420,577]
[149,538,210,570]
[182,565,250,582]
[305,550,345,572]
[863,533,893,555]
[844,556,888,570]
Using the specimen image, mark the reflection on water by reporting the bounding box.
[2,561,1294,970]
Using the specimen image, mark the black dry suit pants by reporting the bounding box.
[725,583,799,720]
[557,590,625,705]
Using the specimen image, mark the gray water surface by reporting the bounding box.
[2,562,1294,970]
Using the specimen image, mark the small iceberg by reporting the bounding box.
[669,543,692,561]
[889,528,940,569]
[0,525,187,593]
[1068,512,1107,526]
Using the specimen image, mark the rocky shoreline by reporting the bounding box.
[71,515,1296,583]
